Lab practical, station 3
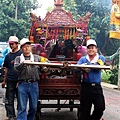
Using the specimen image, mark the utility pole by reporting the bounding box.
[118,48,120,90]
[14,0,18,36]
[15,2,18,20]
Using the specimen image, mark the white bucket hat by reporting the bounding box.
[20,38,31,47]
[8,36,18,43]
[87,39,97,47]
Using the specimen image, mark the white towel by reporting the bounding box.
[86,53,99,63]
[20,52,34,63]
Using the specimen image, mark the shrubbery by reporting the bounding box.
[102,55,119,85]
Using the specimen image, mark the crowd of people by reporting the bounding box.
[1,36,105,120]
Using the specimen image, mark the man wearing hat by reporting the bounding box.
[14,38,49,120]
[77,39,105,120]
[1,36,22,120]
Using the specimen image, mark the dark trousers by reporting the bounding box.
[5,80,18,117]
[80,83,105,120]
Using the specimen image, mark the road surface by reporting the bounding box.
[0,84,120,120]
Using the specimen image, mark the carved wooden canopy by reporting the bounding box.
[29,1,91,43]
[30,1,91,27]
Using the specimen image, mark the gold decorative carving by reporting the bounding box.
[40,88,80,95]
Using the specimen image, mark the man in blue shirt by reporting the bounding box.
[1,36,22,120]
[77,39,105,120]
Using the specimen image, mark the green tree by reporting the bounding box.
[0,0,39,41]
[63,0,78,20]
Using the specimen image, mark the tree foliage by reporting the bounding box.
[63,0,78,20]
[0,0,39,41]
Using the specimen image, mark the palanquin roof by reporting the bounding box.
[39,0,91,27]
[30,0,91,28]
[42,8,76,27]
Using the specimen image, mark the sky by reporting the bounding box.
[33,0,54,19]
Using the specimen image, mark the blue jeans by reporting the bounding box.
[17,81,39,120]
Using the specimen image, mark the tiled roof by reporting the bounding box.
[42,8,77,26]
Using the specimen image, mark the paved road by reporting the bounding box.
[0,85,120,120]
[102,87,120,120]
